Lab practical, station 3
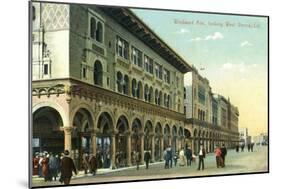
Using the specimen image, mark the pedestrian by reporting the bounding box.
[241,143,245,152]
[185,146,193,166]
[135,151,141,170]
[220,144,227,167]
[173,151,179,167]
[89,154,98,175]
[49,153,60,181]
[41,153,50,182]
[82,153,90,174]
[236,145,239,153]
[179,148,186,166]
[247,143,251,152]
[33,153,39,176]
[215,145,222,168]
[250,143,254,152]
[167,146,173,168]
[163,149,169,169]
[144,150,151,169]
[60,150,77,185]
[197,145,206,171]
[38,153,43,177]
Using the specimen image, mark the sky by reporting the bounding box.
[132,8,268,136]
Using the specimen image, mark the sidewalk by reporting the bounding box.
[32,161,165,181]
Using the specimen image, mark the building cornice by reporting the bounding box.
[100,7,192,74]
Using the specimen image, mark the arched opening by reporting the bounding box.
[155,89,159,105]
[96,112,113,168]
[33,107,64,156]
[116,116,128,168]
[131,118,142,165]
[96,22,103,43]
[72,108,94,169]
[154,123,162,161]
[159,91,162,106]
[94,60,103,86]
[144,121,153,151]
[164,124,170,149]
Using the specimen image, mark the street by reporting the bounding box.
[32,145,268,187]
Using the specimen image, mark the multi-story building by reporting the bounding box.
[31,2,193,169]
[239,127,250,146]
[184,68,239,154]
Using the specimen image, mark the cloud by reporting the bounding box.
[175,28,190,34]
[205,32,224,40]
[190,32,224,42]
[241,41,253,47]
[220,61,258,73]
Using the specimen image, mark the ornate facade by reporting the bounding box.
[184,68,240,154]
[31,2,192,169]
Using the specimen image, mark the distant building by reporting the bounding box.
[184,67,240,154]
[253,133,268,145]
[239,128,251,146]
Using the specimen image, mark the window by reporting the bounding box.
[155,63,162,79]
[132,79,137,97]
[184,106,186,114]
[144,84,149,102]
[82,67,87,78]
[184,87,186,99]
[94,60,103,86]
[96,22,103,43]
[43,64,48,75]
[198,85,206,105]
[144,55,153,74]
[163,68,170,83]
[117,72,123,93]
[90,18,96,39]
[116,36,129,59]
[132,46,142,67]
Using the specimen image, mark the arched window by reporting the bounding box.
[155,89,159,104]
[96,22,103,43]
[149,87,153,103]
[159,91,162,106]
[90,18,96,39]
[137,81,142,99]
[94,60,103,86]
[117,72,123,93]
[132,79,137,97]
[123,75,129,95]
[144,84,149,102]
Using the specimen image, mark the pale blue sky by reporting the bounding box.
[132,8,268,135]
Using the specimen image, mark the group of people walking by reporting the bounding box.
[81,153,98,176]
[33,150,77,185]
[163,145,194,169]
[236,143,255,152]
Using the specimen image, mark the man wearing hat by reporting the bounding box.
[60,150,77,185]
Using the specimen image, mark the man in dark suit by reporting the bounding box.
[197,145,206,170]
[220,144,227,167]
[60,150,77,185]
[185,146,192,166]
[144,151,151,169]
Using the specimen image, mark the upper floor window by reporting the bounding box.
[155,62,162,79]
[132,46,142,67]
[163,68,170,84]
[198,85,206,105]
[32,6,36,21]
[184,87,186,99]
[144,55,153,74]
[116,36,129,59]
[90,18,96,39]
[96,22,103,43]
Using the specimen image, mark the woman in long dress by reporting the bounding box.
[179,148,186,166]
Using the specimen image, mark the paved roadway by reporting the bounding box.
[32,145,268,187]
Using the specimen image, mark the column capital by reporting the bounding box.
[63,126,73,134]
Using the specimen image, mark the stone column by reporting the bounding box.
[91,132,97,155]
[64,127,72,152]
[111,134,116,169]
[126,132,132,166]
[151,134,155,162]
[160,135,164,161]
[140,133,144,164]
